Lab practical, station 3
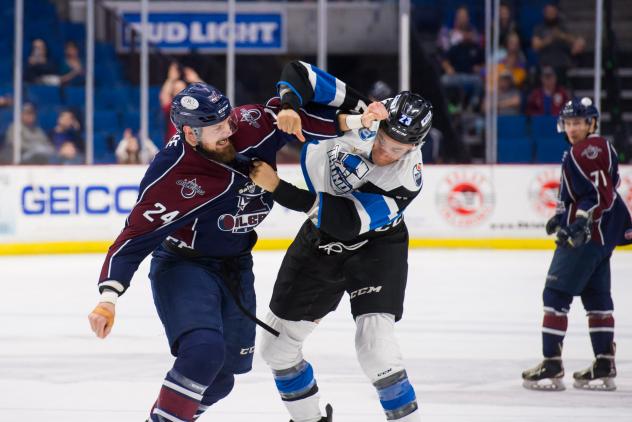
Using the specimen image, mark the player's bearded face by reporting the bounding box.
[200,116,238,162]
[371,130,414,166]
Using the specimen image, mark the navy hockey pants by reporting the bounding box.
[149,245,257,374]
[545,241,611,297]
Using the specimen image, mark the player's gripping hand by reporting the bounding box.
[545,213,563,235]
[276,108,306,142]
[250,160,280,192]
[88,302,116,339]
[555,216,591,248]
[361,101,388,128]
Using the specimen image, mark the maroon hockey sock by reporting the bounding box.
[588,314,615,356]
[542,313,567,358]
[149,369,207,422]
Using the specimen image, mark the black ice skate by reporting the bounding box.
[522,358,565,391]
[573,356,617,391]
[290,404,333,422]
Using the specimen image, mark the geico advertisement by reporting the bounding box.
[0,166,146,242]
[1,164,631,243]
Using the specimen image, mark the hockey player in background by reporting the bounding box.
[86,81,377,421]
[522,97,632,391]
[250,61,432,422]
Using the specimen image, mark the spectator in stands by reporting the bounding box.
[115,128,159,165]
[368,80,393,102]
[532,3,586,74]
[59,41,84,86]
[0,102,55,164]
[498,32,527,89]
[440,22,484,111]
[437,6,481,53]
[499,2,519,49]
[25,38,59,85]
[50,110,84,164]
[159,62,203,144]
[526,66,570,116]
[0,94,12,108]
[495,70,522,115]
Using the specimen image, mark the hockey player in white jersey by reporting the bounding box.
[250,61,432,422]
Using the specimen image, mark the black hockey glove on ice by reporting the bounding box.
[555,216,591,248]
[545,214,563,235]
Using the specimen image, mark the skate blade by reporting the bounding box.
[573,378,616,391]
[522,378,566,391]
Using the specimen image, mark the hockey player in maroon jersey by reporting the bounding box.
[86,81,383,422]
[522,97,632,391]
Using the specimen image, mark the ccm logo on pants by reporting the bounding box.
[350,286,383,299]
[240,346,255,355]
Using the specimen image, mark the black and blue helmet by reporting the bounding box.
[557,96,600,133]
[170,83,232,131]
[381,91,433,146]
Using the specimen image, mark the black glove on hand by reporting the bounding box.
[555,216,591,248]
[545,214,563,235]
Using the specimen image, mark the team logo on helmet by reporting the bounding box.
[436,171,494,227]
[239,108,262,128]
[208,90,223,103]
[177,178,205,199]
[528,169,560,218]
[180,96,199,110]
[581,97,593,107]
[412,163,423,188]
[421,110,432,127]
[218,183,270,233]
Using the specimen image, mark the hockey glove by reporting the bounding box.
[555,216,591,248]
[545,214,563,235]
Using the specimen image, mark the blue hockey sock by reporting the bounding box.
[374,370,418,420]
[273,360,319,401]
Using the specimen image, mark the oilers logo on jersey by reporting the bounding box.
[218,183,270,233]
[412,163,423,188]
[176,178,206,199]
[327,144,370,194]
[239,108,262,128]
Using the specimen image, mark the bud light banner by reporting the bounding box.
[119,12,285,52]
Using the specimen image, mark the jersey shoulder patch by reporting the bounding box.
[231,104,276,152]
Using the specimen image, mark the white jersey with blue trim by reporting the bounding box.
[301,129,423,237]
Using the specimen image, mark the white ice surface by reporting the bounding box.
[0,250,631,421]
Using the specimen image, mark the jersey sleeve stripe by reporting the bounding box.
[300,141,317,193]
[351,192,392,231]
[317,192,324,228]
[302,129,338,139]
[349,194,371,233]
[384,196,400,220]
[138,141,185,203]
[309,64,337,105]
[238,129,277,153]
[299,108,334,122]
[276,80,304,106]
[331,78,347,107]
[300,61,318,94]
[106,239,131,279]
